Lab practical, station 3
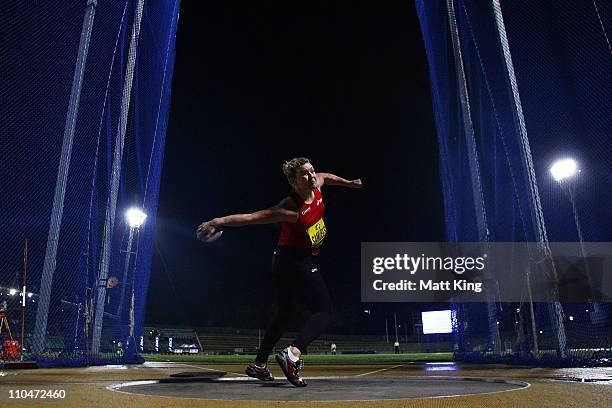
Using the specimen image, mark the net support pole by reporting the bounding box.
[446,0,501,354]
[91,0,145,354]
[32,0,98,357]
[394,312,398,343]
[117,226,135,320]
[491,0,568,358]
[21,239,28,360]
[565,185,603,317]
[526,261,539,354]
[385,317,389,343]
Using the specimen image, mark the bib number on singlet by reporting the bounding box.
[306,218,327,248]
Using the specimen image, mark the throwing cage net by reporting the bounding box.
[416,0,611,366]
[0,0,179,367]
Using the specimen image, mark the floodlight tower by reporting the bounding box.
[550,159,600,316]
[549,159,583,242]
[549,158,585,255]
[118,208,147,346]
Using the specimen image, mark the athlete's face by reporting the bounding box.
[293,163,317,190]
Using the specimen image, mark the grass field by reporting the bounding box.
[143,352,454,364]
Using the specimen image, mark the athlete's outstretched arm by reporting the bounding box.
[317,172,363,189]
[197,197,298,241]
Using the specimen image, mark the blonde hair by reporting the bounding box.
[282,157,310,184]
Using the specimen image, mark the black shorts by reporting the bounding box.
[272,246,333,315]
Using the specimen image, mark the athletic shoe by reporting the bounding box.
[245,362,274,381]
[275,348,307,387]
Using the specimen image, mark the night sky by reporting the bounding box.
[146,1,445,335]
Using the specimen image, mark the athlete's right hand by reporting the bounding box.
[350,179,363,188]
[196,219,218,241]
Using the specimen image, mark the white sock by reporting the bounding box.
[287,347,300,362]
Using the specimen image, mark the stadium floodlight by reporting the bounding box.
[9,288,17,296]
[118,206,148,353]
[549,158,579,182]
[126,208,147,228]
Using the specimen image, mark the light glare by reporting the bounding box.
[126,208,147,228]
[550,158,578,182]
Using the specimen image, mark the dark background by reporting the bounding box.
[146,0,444,335]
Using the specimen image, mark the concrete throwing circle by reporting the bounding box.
[109,376,529,401]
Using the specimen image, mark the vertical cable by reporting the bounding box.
[32,0,98,357]
[491,0,568,358]
[593,0,612,58]
[446,0,500,354]
[92,0,145,354]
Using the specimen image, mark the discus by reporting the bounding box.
[200,230,223,243]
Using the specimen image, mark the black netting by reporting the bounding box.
[416,0,611,366]
[0,0,179,367]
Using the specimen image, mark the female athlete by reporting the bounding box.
[197,157,362,387]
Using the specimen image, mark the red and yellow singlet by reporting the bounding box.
[277,188,327,255]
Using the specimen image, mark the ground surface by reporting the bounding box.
[1,360,611,407]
